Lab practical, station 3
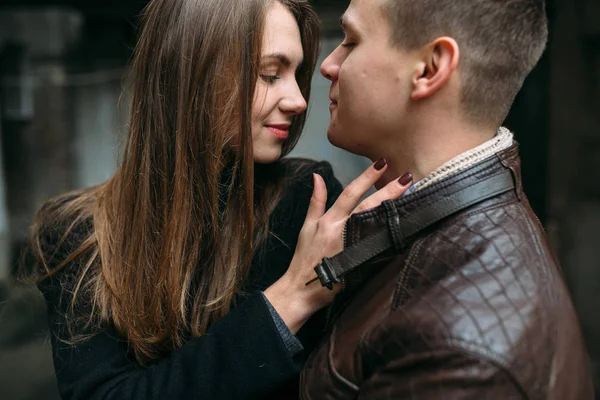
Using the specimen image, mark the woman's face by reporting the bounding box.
[251,1,307,164]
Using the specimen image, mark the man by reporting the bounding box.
[301,0,594,398]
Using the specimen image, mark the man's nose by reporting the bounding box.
[320,52,340,81]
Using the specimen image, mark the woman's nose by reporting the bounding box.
[280,83,307,115]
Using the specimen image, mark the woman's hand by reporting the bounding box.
[264,159,412,334]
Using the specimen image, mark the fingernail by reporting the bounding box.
[313,173,321,187]
[374,158,387,171]
[398,172,413,186]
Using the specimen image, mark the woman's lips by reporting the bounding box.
[266,125,290,140]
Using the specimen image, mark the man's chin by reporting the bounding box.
[327,126,364,156]
[326,126,343,149]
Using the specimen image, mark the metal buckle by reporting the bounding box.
[304,257,338,290]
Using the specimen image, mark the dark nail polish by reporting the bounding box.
[398,172,413,186]
[374,158,387,171]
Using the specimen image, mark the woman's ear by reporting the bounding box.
[411,37,460,100]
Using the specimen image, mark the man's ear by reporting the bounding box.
[411,37,459,100]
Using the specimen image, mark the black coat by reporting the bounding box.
[37,159,343,400]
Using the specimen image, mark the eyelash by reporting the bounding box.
[341,42,356,49]
[260,75,280,84]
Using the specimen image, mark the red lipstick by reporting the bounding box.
[265,124,290,140]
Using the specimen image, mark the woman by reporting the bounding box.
[26,0,410,399]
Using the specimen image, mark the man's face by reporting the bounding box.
[320,0,416,158]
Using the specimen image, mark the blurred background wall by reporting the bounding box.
[0,1,598,399]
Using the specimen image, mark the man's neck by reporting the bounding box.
[374,124,497,190]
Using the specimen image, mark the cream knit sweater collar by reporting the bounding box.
[410,126,514,193]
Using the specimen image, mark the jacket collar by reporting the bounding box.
[344,144,523,250]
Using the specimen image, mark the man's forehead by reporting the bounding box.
[343,0,385,32]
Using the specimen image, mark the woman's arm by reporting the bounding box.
[258,160,344,357]
[38,160,406,400]
[41,281,300,400]
[36,161,341,400]
[265,159,409,333]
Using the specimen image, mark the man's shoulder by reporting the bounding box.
[409,195,554,284]
[442,196,548,266]
[393,197,555,332]
[361,199,562,385]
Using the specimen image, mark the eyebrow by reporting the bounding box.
[262,53,303,70]
[340,14,355,33]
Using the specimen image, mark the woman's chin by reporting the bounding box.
[252,146,283,164]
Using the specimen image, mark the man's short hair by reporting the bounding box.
[382,0,548,126]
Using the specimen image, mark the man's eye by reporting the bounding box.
[260,75,280,84]
[341,42,356,49]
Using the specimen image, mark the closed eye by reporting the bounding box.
[260,75,281,84]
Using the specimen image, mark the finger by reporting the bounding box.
[352,172,413,214]
[328,158,388,219]
[305,173,328,224]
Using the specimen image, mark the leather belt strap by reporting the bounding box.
[307,169,516,290]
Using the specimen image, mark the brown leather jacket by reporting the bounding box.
[301,145,594,400]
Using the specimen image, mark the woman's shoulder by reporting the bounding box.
[36,188,96,244]
[272,158,343,224]
[27,188,98,283]
[279,157,342,197]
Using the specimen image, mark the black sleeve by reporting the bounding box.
[280,160,344,352]
[36,161,344,400]
[40,279,301,400]
[313,160,344,210]
[285,159,343,220]
[321,162,344,210]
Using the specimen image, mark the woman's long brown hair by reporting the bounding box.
[25,0,320,365]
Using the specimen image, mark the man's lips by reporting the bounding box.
[265,124,290,140]
[329,99,338,111]
[329,87,338,104]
